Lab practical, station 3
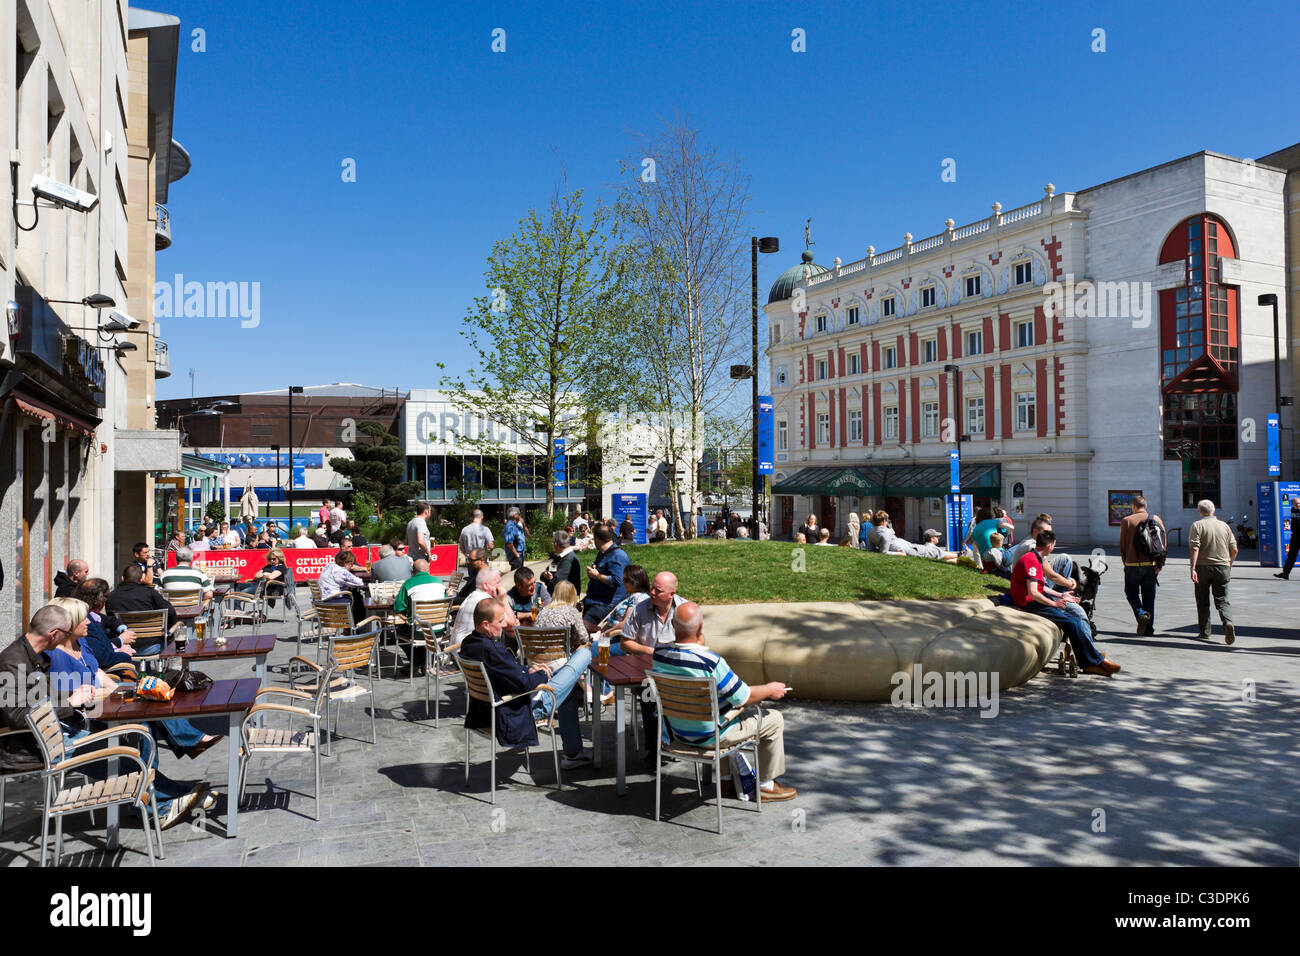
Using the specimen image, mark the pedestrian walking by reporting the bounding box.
[1189,499,1238,644]
[1118,495,1166,635]
[1274,495,1300,580]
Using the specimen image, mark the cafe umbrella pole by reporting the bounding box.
[288,386,304,529]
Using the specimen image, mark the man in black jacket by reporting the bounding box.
[454,548,489,607]
[0,604,96,772]
[458,598,591,767]
[106,564,178,631]
[53,559,89,598]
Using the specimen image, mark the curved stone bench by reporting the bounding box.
[704,599,1062,702]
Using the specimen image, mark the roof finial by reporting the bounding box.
[805,217,815,251]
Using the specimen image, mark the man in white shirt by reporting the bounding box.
[450,567,517,646]
[458,509,494,563]
[290,526,315,549]
[220,522,241,548]
[406,503,432,561]
[329,504,347,534]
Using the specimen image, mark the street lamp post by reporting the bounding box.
[288,386,304,529]
[751,236,780,536]
[943,363,962,487]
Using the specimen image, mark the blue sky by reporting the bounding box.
[155,0,1300,400]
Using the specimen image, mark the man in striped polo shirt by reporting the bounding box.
[159,547,214,601]
[651,602,796,801]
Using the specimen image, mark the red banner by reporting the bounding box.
[166,544,459,581]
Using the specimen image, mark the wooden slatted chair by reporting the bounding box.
[237,659,336,819]
[166,586,212,632]
[645,672,764,834]
[366,582,405,678]
[451,650,560,804]
[409,597,456,723]
[24,700,165,866]
[445,570,465,596]
[306,578,323,603]
[292,584,321,659]
[219,579,267,636]
[515,626,571,670]
[311,600,383,668]
[291,627,380,746]
[114,608,177,676]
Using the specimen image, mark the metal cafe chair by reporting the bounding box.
[645,672,764,835]
[25,700,165,866]
[408,597,457,723]
[291,627,381,747]
[451,651,560,804]
[237,659,336,819]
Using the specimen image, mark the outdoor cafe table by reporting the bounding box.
[98,677,260,844]
[171,600,211,642]
[160,632,275,686]
[588,653,652,797]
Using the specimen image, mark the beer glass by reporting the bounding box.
[597,636,610,669]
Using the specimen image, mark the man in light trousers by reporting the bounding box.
[1189,499,1238,645]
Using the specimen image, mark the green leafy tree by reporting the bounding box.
[329,420,421,512]
[439,180,632,516]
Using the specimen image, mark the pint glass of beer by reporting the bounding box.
[597,636,610,669]
[195,618,206,644]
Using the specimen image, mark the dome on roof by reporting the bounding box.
[767,250,830,304]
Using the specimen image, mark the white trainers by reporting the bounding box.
[158,784,206,830]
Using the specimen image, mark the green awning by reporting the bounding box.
[772,466,882,496]
[773,462,1000,497]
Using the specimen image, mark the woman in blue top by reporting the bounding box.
[970,507,1015,556]
[74,578,137,671]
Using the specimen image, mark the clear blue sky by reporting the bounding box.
[155,0,1300,400]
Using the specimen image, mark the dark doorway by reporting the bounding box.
[885,496,905,539]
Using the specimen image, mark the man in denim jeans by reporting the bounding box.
[1119,496,1164,635]
[458,598,593,769]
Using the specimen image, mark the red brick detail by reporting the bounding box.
[862,386,870,446]
[838,388,847,446]
[909,378,920,444]
[828,391,836,448]
[860,342,869,376]
[872,383,882,445]
[806,353,814,384]
[1033,305,1047,349]
[982,315,994,354]
[826,350,835,381]
[942,266,954,278]
[864,288,873,300]
[998,313,1011,352]
[872,340,881,373]
[989,251,1002,266]
[908,332,918,367]
[985,367,996,440]
[799,395,806,448]
[937,327,948,362]
[1035,358,1048,438]
[797,312,808,339]
[808,390,817,449]
[897,379,908,444]
[902,277,912,290]
[952,322,963,358]
[836,348,845,378]
[831,297,840,309]
[1000,365,1012,439]
[1040,235,1063,279]
[1051,303,1064,344]
[1054,358,1065,436]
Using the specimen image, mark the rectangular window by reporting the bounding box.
[1016,319,1034,348]
[921,287,936,308]
[848,353,861,375]
[847,306,860,326]
[777,420,788,451]
[882,297,896,317]
[967,329,983,356]
[848,410,863,442]
[771,324,782,344]
[923,338,938,363]
[815,314,827,334]
[816,359,827,380]
[882,346,897,370]
[884,406,899,440]
[965,274,982,297]
[816,413,829,444]
[1014,261,1033,286]
[1016,392,1036,431]
[923,401,939,438]
[967,397,984,437]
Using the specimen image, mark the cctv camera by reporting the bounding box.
[31,174,99,213]
[100,308,140,333]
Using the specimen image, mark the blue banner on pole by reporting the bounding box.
[292,465,306,490]
[553,437,567,493]
[758,396,774,475]
[949,449,961,493]
[945,494,973,553]
[612,493,648,545]
[1267,414,1280,477]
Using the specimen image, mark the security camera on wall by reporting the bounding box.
[30,174,99,213]
[100,309,139,332]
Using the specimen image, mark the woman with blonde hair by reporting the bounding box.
[536,579,586,638]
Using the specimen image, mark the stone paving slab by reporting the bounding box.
[1,552,1295,867]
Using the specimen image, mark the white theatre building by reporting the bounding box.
[767,146,1296,546]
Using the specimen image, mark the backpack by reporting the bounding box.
[1133,517,1167,562]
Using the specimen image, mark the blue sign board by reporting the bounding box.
[949,450,961,494]
[1258,480,1300,567]
[553,438,567,493]
[292,465,306,490]
[1267,414,1280,477]
[427,459,444,494]
[758,396,774,475]
[198,452,324,469]
[612,492,648,545]
[944,493,974,553]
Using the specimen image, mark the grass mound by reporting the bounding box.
[620,540,1006,605]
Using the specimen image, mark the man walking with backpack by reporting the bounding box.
[1189,499,1237,644]
[1119,495,1166,635]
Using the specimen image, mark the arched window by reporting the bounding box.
[1158,214,1239,508]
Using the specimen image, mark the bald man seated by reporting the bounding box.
[54,559,89,598]
[652,602,796,801]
